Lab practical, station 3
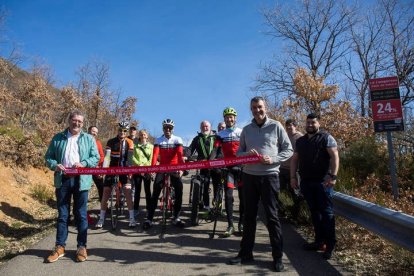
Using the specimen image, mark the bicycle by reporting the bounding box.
[109,176,126,230]
[189,169,209,226]
[209,168,226,239]
[159,172,176,237]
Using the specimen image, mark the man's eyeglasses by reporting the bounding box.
[163,126,173,131]
[118,129,128,133]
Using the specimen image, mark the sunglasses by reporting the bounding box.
[118,129,128,133]
[163,126,173,131]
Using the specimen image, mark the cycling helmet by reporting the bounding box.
[162,118,175,128]
[223,107,237,117]
[118,121,130,130]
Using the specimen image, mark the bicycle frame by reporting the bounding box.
[190,170,209,226]
[209,169,226,239]
[110,176,125,230]
[159,173,175,236]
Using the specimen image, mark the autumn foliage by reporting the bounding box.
[0,58,137,168]
[268,67,372,147]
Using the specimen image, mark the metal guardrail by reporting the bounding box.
[332,192,414,252]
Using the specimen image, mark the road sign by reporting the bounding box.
[369,76,404,132]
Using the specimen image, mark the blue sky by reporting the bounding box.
[3,0,278,144]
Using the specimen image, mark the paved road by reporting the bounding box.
[0,175,348,275]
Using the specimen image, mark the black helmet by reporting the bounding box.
[118,121,130,130]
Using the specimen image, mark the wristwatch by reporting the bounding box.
[328,173,337,180]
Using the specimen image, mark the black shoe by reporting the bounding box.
[322,250,333,260]
[303,242,326,251]
[142,219,152,230]
[228,255,254,265]
[273,258,284,272]
[172,218,185,228]
[322,245,335,260]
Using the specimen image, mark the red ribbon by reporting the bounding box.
[65,155,261,176]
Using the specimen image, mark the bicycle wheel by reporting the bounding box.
[190,179,201,226]
[119,187,125,217]
[189,177,194,205]
[210,185,223,239]
[110,185,118,230]
[161,183,168,235]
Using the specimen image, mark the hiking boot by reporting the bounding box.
[223,225,234,237]
[95,217,104,229]
[143,219,152,230]
[303,242,326,251]
[46,245,65,263]
[76,246,87,262]
[172,217,185,227]
[129,218,137,227]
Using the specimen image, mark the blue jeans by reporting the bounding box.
[55,176,89,248]
[300,179,336,249]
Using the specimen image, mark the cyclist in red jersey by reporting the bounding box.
[143,119,185,229]
[210,107,244,237]
[95,122,137,228]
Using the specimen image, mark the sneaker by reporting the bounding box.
[223,225,235,237]
[76,246,87,262]
[238,223,244,233]
[129,218,137,227]
[95,218,104,229]
[143,219,152,230]
[46,245,65,263]
[172,217,185,227]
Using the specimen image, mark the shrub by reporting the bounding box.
[340,136,387,184]
[31,184,54,204]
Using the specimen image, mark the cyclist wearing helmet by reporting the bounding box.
[210,107,244,237]
[143,119,185,229]
[95,121,137,228]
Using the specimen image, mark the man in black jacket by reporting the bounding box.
[290,113,339,260]
[189,120,220,209]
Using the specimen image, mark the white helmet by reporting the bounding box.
[162,118,175,128]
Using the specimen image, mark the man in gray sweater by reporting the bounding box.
[228,96,293,272]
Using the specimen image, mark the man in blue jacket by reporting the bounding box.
[45,110,99,263]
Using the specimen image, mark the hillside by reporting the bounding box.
[0,162,56,262]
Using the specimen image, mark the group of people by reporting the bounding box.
[44,96,339,273]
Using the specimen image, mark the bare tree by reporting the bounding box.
[255,0,355,100]
[344,3,387,117]
[381,0,414,106]
[75,59,110,127]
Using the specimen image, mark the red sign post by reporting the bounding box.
[369,76,403,200]
[369,76,404,132]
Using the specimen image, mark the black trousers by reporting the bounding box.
[239,173,283,260]
[147,173,183,221]
[92,175,104,202]
[133,174,152,211]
